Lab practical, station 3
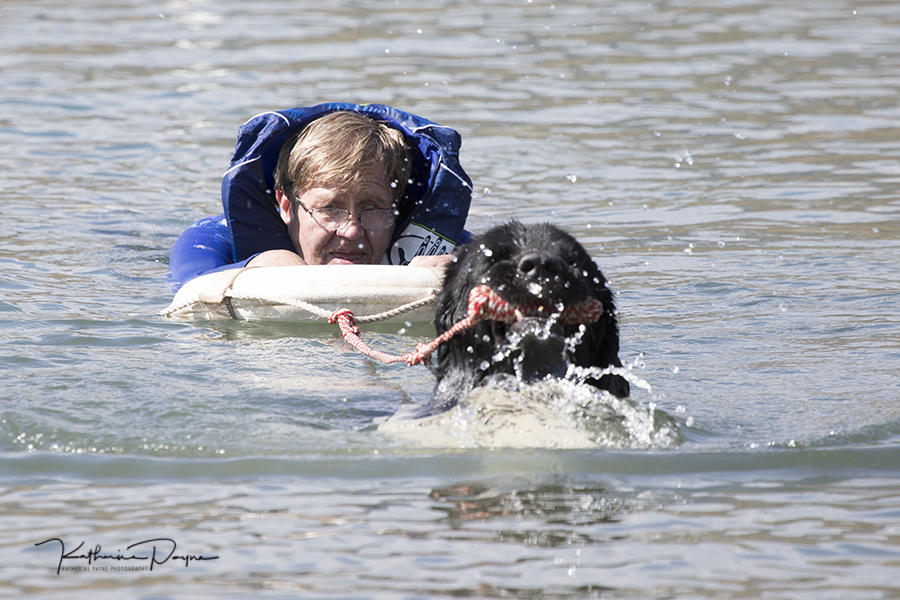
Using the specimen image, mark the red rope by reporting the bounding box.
[328,285,605,366]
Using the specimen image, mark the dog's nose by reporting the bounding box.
[517,252,566,281]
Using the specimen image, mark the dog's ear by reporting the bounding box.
[435,243,475,332]
[580,256,610,294]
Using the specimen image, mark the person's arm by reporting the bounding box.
[247,249,308,267]
[408,254,453,268]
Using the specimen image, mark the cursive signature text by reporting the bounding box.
[35,537,219,575]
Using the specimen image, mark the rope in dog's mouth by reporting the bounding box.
[329,284,605,366]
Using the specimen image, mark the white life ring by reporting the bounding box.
[161,265,444,323]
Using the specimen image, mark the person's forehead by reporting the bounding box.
[300,179,393,206]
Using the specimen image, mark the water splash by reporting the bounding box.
[381,368,680,450]
[382,313,682,449]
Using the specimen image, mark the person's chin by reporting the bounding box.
[326,252,369,265]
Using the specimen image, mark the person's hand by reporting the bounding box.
[408,254,454,268]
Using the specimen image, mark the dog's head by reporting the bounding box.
[432,221,628,407]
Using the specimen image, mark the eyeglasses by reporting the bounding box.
[294,198,396,231]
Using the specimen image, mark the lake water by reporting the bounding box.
[2,0,900,597]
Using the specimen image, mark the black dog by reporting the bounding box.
[419,221,629,417]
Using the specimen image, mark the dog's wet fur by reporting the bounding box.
[418,221,629,417]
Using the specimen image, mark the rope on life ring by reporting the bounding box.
[159,265,438,322]
[238,290,438,324]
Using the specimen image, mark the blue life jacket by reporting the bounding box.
[168,103,473,291]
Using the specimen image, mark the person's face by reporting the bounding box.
[277,168,395,265]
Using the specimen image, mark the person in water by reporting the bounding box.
[248,111,448,269]
[166,103,472,292]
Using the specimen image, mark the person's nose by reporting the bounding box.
[336,212,365,238]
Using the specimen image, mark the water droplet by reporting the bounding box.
[566,174,577,183]
[483,187,492,195]
[479,360,490,371]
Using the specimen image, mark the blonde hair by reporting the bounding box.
[274,111,412,203]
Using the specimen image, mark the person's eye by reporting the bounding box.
[317,208,346,220]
